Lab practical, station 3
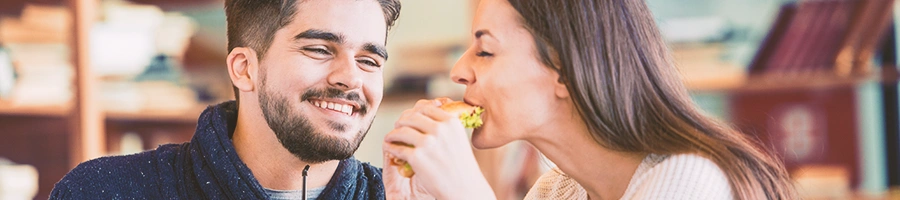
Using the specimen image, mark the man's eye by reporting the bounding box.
[476,51,493,57]
[357,59,380,67]
[303,47,331,55]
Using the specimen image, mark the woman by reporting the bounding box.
[383,0,796,199]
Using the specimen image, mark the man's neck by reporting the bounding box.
[232,105,340,191]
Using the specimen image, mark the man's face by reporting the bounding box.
[257,0,388,163]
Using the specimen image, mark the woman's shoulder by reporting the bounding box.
[524,168,588,200]
[621,153,733,199]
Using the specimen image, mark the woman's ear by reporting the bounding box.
[227,47,259,93]
[553,71,570,99]
[548,51,569,99]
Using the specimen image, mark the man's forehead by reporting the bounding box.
[291,28,389,59]
[286,0,388,45]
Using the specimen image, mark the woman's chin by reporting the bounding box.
[471,128,509,149]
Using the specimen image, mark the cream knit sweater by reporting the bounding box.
[524,154,734,200]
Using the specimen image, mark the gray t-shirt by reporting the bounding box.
[265,186,325,200]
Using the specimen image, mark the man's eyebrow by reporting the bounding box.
[293,29,345,44]
[364,43,389,60]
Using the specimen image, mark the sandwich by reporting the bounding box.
[391,101,484,177]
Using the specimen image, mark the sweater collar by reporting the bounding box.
[190,101,267,199]
[191,101,365,199]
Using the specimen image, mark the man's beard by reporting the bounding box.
[258,77,374,164]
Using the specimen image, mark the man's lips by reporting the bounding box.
[308,98,360,116]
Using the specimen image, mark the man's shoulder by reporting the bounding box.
[323,157,384,199]
[348,157,382,180]
[50,143,187,199]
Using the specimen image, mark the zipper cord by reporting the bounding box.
[302,165,310,200]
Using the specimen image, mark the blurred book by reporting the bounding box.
[4,43,72,107]
[749,1,853,74]
[658,17,730,43]
[102,54,197,114]
[100,80,197,114]
[749,0,893,75]
[732,0,895,194]
[0,4,73,108]
[0,158,38,200]
[0,5,69,44]
[0,47,13,99]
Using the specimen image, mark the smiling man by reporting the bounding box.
[50,0,400,199]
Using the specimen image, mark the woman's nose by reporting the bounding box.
[450,49,475,85]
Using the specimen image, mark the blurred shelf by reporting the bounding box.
[0,99,205,123]
[680,64,747,92]
[690,68,899,94]
[673,44,749,92]
[848,187,900,200]
[0,100,71,117]
[105,104,205,123]
[671,44,896,92]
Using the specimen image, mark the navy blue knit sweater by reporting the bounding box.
[50,101,384,199]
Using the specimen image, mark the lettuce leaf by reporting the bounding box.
[460,107,484,128]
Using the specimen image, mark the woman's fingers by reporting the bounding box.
[395,111,442,134]
[383,140,418,166]
[434,97,453,105]
[419,105,454,122]
[384,126,427,148]
[414,99,440,108]
[383,152,414,200]
[383,152,400,176]
[394,109,414,128]
[395,100,455,133]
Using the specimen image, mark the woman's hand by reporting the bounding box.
[383,98,496,200]
[382,152,433,200]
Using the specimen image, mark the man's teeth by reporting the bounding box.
[312,100,354,115]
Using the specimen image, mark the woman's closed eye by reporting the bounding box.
[476,51,494,57]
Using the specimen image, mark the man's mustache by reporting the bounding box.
[301,87,369,116]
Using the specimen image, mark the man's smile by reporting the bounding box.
[307,99,361,119]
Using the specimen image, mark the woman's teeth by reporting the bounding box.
[312,100,353,116]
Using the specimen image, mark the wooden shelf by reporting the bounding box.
[688,68,898,94]
[0,100,71,117]
[0,99,206,123]
[105,104,205,123]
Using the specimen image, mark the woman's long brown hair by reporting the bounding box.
[507,0,796,199]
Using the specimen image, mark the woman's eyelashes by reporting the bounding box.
[476,51,494,57]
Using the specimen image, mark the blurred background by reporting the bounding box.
[0,0,898,199]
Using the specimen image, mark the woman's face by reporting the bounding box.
[451,0,570,149]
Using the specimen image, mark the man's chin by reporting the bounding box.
[284,141,358,163]
[282,132,366,163]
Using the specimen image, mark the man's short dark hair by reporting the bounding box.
[225,0,401,102]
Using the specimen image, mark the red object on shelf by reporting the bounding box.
[730,86,861,187]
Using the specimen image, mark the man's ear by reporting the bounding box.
[227,47,259,93]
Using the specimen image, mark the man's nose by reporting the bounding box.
[327,56,363,90]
